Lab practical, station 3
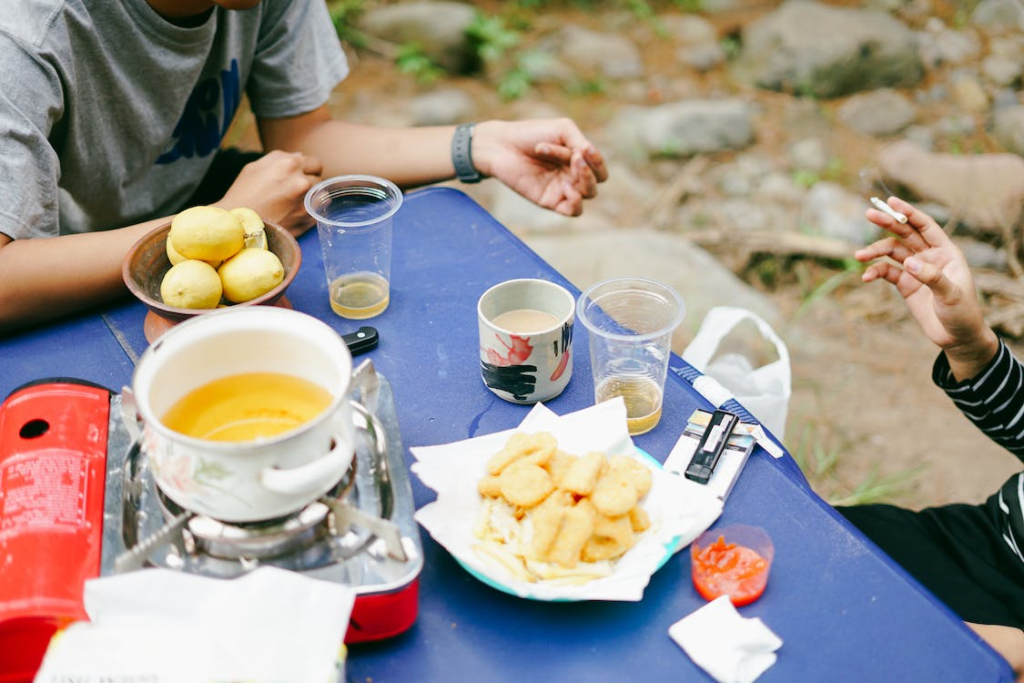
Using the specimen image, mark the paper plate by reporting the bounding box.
[454,447,682,602]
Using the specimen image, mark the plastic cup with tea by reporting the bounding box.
[304,175,403,320]
[576,277,684,435]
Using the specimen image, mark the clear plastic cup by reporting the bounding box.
[576,277,685,435]
[304,175,402,320]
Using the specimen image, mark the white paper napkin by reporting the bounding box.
[34,567,355,683]
[669,595,783,683]
[410,398,723,602]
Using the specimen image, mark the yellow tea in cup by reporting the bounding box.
[161,372,333,442]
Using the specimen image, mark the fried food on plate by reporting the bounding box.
[472,430,654,584]
[486,431,557,475]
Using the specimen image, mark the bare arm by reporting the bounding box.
[259,106,607,217]
[0,219,167,334]
[0,151,321,334]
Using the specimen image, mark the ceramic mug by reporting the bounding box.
[126,306,364,523]
[477,278,575,404]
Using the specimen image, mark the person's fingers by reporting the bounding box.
[534,142,573,163]
[571,151,598,198]
[552,180,583,217]
[862,261,902,286]
[300,154,324,177]
[854,236,899,262]
[854,236,913,264]
[888,196,951,250]
[903,256,956,302]
[583,145,609,183]
[866,206,928,253]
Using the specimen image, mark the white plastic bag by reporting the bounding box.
[681,307,791,441]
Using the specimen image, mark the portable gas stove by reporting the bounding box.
[0,366,422,682]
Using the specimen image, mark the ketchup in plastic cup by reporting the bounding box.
[690,524,774,607]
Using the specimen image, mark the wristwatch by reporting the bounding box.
[451,123,482,184]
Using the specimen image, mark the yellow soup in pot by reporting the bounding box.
[161,372,334,442]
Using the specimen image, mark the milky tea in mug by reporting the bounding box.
[478,279,575,404]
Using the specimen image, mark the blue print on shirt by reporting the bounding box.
[156,59,241,165]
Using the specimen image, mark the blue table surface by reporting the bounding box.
[0,187,1010,682]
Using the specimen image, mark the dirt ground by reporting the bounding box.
[266,2,1024,512]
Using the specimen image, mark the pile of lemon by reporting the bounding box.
[160,206,285,309]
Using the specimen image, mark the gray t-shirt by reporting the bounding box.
[0,0,348,240]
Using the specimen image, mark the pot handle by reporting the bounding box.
[259,433,354,496]
[119,386,142,442]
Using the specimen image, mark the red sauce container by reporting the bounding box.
[690,524,774,607]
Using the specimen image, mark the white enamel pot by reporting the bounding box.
[126,306,358,523]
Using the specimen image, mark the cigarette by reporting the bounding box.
[870,197,908,224]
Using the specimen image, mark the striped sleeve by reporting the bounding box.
[934,340,1024,565]
[933,341,1024,462]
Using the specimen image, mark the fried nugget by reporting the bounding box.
[528,500,566,560]
[559,451,606,496]
[546,449,576,486]
[477,474,503,498]
[498,462,555,508]
[590,470,640,517]
[582,535,629,562]
[486,431,557,475]
[628,505,651,532]
[548,504,596,568]
[592,512,635,547]
[609,455,653,498]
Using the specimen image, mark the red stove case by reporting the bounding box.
[0,371,422,682]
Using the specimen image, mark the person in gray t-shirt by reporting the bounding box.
[0,0,607,332]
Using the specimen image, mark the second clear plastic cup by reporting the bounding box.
[576,277,685,435]
[304,175,403,320]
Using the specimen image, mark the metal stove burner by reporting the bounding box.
[102,369,422,595]
[155,458,353,561]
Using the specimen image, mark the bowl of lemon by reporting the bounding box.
[123,206,301,341]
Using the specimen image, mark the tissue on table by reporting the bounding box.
[33,566,355,683]
[669,595,782,683]
[411,398,723,602]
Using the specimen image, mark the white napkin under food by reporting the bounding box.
[33,566,355,683]
[411,398,723,602]
[669,595,783,683]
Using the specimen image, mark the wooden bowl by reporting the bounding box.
[122,219,301,328]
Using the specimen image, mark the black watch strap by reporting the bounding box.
[451,123,482,184]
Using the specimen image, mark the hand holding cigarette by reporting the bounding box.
[854,196,999,380]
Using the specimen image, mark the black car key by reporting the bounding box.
[684,409,739,485]
[340,326,379,356]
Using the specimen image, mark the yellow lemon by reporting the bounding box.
[160,260,223,309]
[230,207,268,250]
[166,236,221,269]
[169,206,245,262]
[218,248,285,303]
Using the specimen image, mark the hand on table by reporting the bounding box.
[215,150,324,237]
[967,622,1024,680]
[472,119,608,217]
[854,196,999,381]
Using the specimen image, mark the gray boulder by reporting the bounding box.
[992,106,1024,157]
[734,0,924,99]
[611,99,756,160]
[358,2,479,74]
[838,89,917,136]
